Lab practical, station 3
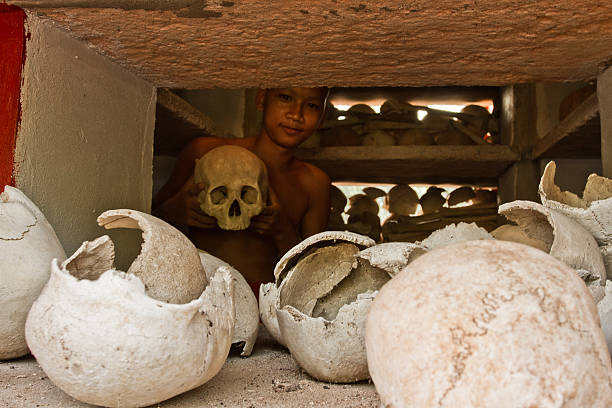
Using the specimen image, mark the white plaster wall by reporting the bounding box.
[14,13,155,270]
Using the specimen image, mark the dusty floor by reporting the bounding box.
[0,326,379,407]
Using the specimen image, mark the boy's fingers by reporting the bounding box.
[191,214,217,228]
[258,207,275,216]
[186,177,205,196]
[252,214,274,224]
[268,186,279,206]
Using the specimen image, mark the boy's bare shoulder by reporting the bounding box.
[294,159,331,190]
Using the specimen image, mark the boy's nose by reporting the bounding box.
[286,104,304,122]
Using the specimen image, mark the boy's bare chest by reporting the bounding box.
[269,174,309,225]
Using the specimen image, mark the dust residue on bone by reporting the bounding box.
[0,195,39,240]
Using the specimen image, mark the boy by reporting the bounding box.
[153,87,331,291]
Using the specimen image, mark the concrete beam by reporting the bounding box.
[598,66,612,178]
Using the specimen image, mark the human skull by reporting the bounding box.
[366,240,612,407]
[0,187,66,359]
[26,235,234,407]
[459,104,492,138]
[361,130,396,146]
[194,146,268,231]
[385,184,419,216]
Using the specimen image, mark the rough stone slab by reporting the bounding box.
[8,1,612,88]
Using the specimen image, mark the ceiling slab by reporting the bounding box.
[9,0,612,88]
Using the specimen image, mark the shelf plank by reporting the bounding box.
[154,89,219,156]
[530,92,600,159]
[296,145,519,185]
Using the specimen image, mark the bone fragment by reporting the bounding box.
[98,209,208,304]
[0,187,66,360]
[26,238,234,407]
[539,161,612,246]
[367,240,612,407]
[199,250,258,356]
[499,200,606,301]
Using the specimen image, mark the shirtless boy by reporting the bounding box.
[152,87,331,290]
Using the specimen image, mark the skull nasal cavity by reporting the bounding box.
[229,200,241,217]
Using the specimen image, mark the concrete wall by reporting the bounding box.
[534,82,603,195]
[14,13,156,269]
[175,89,246,139]
[538,159,603,195]
[535,81,589,140]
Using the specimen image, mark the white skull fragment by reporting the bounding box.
[598,284,612,354]
[198,250,259,356]
[98,209,208,304]
[498,200,606,302]
[194,145,268,231]
[356,242,427,277]
[421,222,494,250]
[0,186,66,360]
[539,160,611,244]
[491,224,550,253]
[366,240,612,408]
[539,161,612,279]
[25,214,235,407]
[260,231,375,348]
[260,231,426,383]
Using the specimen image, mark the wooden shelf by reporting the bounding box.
[154,89,219,156]
[296,145,520,185]
[530,92,601,159]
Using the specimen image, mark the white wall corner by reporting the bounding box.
[14,12,155,266]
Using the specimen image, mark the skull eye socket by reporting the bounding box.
[210,186,228,204]
[241,186,258,204]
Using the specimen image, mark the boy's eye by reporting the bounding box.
[278,93,291,101]
[307,103,321,110]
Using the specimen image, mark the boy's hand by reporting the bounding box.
[160,176,218,229]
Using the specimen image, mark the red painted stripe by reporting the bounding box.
[0,5,26,188]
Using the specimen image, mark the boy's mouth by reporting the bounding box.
[280,124,304,135]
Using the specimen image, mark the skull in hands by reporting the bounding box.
[194,145,268,230]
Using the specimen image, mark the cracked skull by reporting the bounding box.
[366,240,612,407]
[194,145,268,231]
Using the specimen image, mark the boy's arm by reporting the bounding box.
[249,170,331,256]
[249,187,301,256]
[152,138,219,228]
[300,170,332,239]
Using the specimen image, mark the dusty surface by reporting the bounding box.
[0,326,379,407]
[7,1,612,88]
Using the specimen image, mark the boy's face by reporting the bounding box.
[257,87,327,149]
